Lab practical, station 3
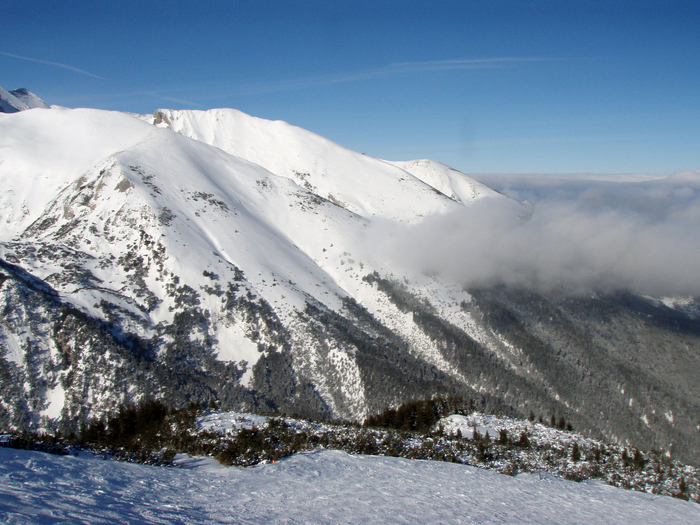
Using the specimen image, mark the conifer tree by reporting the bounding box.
[517,431,530,448]
[472,425,481,442]
[571,442,581,462]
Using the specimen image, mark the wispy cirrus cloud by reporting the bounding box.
[388,57,563,73]
[146,92,204,108]
[220,57,564,97]
[0,51,104,80]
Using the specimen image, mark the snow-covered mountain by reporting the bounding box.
[0,87,50,113]
[1,90,700,466]
[150,108,502,222]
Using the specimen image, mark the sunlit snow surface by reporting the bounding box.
[1,448,698,525]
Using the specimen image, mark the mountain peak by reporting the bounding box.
[0,86,50,113]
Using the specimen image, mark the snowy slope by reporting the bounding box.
[1,447,698,524]
[0,108,158,238]
[151,108,502,222]
[0,106,362,311]
[389,158,503,205]
[0,108,369,387]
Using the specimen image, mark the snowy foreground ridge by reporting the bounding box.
[1,447,699,525]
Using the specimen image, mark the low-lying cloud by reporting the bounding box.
[380,170,700,297]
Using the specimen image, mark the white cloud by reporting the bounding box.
[377,170,700,297]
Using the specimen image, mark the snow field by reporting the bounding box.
[1,446,698,524]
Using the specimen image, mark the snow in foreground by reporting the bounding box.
[1,448,698,524]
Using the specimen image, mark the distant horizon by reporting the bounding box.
[2,1,699,175]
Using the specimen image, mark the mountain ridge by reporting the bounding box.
[1,93,699,465]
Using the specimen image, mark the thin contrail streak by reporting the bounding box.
[220,57,568,97]
[0,51,105,80]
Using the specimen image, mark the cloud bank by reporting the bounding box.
[379,170,700,297]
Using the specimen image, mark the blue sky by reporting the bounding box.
[2,1,699,174]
